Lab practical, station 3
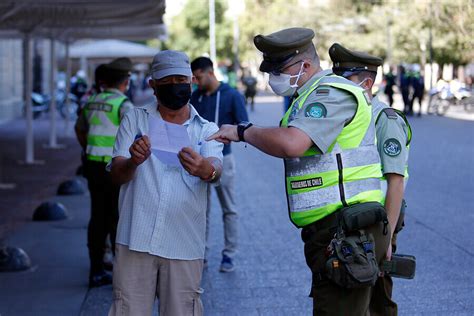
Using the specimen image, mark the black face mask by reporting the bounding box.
[155,83,191,110]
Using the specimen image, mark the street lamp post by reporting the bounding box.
[209,0,216,64]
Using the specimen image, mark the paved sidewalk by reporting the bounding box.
[0,89,154,316]
[0,188,91,315]
[1,90,473,315]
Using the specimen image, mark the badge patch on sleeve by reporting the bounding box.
[383,138,402,157]
[305,103,327,118]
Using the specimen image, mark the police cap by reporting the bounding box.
[329,43,382,77]
[106,57,133,74]
[254,27,315,73]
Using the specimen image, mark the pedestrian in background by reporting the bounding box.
[330,43,412,316]
[384,66,396,107]
[74,57,134,288]
[409,64,424,116]
[399,66,411,114]
[71,69,88,101]
[79,64,107,112]
[108,50,223,316]
[191,56,248,272]
[241,69,258,111]
[209,27,390,315]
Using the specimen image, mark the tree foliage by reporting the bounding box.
[164,0,473,66]
[165,0,232,60]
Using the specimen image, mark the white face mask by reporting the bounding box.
[268,62,305,96]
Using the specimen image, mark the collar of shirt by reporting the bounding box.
[297,69,333,95]
[143,103,207,127]
[372,94,380,104]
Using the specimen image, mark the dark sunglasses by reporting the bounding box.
[270,60,303,76]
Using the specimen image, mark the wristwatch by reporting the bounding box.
[237,121,253,142]
[202,165,217,182]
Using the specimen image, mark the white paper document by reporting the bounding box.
[148,116,191,166]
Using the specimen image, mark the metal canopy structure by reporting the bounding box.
[0,0,166,163]
[0,1,166,36]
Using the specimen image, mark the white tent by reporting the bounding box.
[70,39,159,59]
[0,0,166,163]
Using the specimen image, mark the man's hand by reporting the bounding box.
[178,147,213,179]
[206,124,238,144]
[129,135,151,166]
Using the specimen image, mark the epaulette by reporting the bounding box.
[382,108,398,119]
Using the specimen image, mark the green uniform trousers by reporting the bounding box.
[301,210,391,316]
[369,232,399,316]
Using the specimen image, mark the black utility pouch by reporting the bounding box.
[325,229,379,288]
[340,202,388,234]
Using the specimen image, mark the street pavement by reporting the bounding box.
[1,91,473,315]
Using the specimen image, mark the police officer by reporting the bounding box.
[330,43,412,316]
[208,27,390,315]
[74,57,134,287]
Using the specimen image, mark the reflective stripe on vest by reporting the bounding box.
[374,106,412,196]
[281,75,383,227]
[84,92,127,162]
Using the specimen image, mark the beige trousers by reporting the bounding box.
[108,245,204,316]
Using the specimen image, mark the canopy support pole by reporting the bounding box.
[64,40,72,135]
[45,38,64,149]
[20,32,43,165]
[209,0,216,64]
[24,32,33,163]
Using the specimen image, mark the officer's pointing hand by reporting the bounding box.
[206,124,239,144]
[129,135,151,166]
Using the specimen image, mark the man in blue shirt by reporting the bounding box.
[191,57,249,272]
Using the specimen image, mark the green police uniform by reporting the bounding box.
[330,43,412,316]
[255,28,390,316]
[373,96,411,193]
[75,57,134,287]
[370,96,411,316]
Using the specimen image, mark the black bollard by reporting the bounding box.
[33,201,68,221]
[57,178,85,195]
[0,246,32,272]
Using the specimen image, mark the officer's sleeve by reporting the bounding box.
[119,100,134,119]
[288,87,357,153]
[376,115,408,176]
[112,109,138,159]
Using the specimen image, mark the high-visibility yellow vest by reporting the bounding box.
[281,75,383,227]
[83,92,127,163]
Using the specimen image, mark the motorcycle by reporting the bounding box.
[23,90,79,120]
[55,89,80,120]
[428,84,473,116]
[28,92,50,119]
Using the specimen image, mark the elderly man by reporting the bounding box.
[108,50,223,316]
